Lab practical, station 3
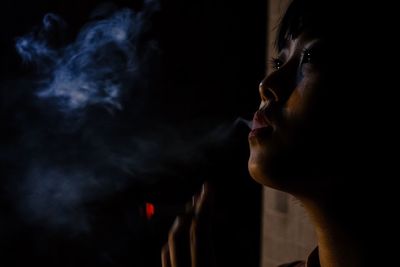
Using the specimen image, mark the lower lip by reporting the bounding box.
[248,127,273,139]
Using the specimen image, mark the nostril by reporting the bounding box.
[259,78,279,103]
[267,88,279,102]
[260,87,279,103]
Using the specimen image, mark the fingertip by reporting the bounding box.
[171,216,180,231]
[161,243,169,257]
[200,181,214,203]
[202,180,215,197]
[190,182,214,222]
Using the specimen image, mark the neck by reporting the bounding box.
[296,190,369,267]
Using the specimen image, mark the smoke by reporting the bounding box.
[15,1,159,113]
[0,0,246,236]
[234,117,252,129]
[19,166,95,232]
[5,0,163,233]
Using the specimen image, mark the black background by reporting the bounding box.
[1,0,266,266]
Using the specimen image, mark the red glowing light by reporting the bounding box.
[145,203,155,220]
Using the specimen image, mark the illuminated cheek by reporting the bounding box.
[284,90,305,119]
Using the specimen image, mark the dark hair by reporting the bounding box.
[275,0,347,51]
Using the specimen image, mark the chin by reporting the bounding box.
[248,147,282,190]
[248,143,309,193]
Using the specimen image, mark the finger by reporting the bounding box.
[161,244,171,267]
[190,182,216,267]
[194,181,214,220]
[168,215,192,267]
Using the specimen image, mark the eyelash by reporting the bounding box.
[301,48,313,65]
[270,48,314,70]
[269,57,283,70]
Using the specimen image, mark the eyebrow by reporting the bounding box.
[275,37,290,54]
[304,38,323,50]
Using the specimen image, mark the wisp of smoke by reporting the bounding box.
[234,117,252,129]
[16,0,159,113]
[19,165,95,232]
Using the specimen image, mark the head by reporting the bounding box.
[248,0,378,197]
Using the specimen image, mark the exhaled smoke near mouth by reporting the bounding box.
[235,117,253,129]
[16,0,159,113]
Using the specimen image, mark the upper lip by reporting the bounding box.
[252,109,273,130]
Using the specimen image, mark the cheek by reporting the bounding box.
[283,80,320,123]
[284,89,303,119]
[283,89,311,126]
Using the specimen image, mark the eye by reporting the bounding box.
[301,48,313,65]
[270,57,284,70]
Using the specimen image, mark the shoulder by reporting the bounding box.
[277,261,305,267]
[276,247,319,267]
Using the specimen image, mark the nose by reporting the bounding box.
[259,77,279,108]
[258,60,296,108]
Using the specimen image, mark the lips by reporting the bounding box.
[249,110,273,138]
[252,110,270,130]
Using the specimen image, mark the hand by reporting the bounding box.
[161,182,216,267]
